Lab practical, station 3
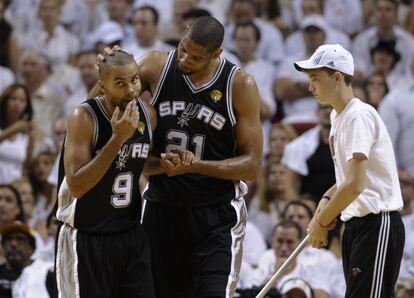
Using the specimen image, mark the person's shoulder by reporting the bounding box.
[137,50,169,65]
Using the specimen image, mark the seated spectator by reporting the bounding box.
[364,71,389,109]
[396,278,414,298]
[370,38,403,90]
[224,0,285,64]
[19,49,64,137]
[83,21,124,53]
[0,84,33,184]
[0,0,19,73]
[123,6,173,60]
[233,21,277,155]
[279,278,313,298]
[282,104,335,202]
[378,53,414,177]
[19,0,80,67]
[0,184,24,225]
[249,160,289,243]
[29,151,56,225]
[11,178,35,227]
[0,221,52,298]
[267,123,298,162]
[104,0,134,46]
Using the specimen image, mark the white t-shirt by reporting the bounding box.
[329,98,403,221]
[0,133,28,184]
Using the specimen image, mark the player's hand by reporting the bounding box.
[171,149,194,166]
[307,217,329,249]
[111,101,140,143]
[160,152,193,176]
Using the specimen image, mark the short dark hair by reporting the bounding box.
[0,84,33,130]
[233,21,261,42]
[322,67,353,86]
[133,5,159,25]
[97,50,136,79]
[185,16,224,53]
[182,8,212,21]
[273,219,303,240]
[282,200,314,220]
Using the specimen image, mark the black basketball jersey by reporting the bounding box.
[145,50,244,207]
[55,97,152,232]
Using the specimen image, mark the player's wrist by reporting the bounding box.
[315,217,330,229]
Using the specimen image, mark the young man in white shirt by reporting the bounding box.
[294,44,405,297]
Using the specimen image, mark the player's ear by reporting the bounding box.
[98,80,105,93]
[212,48,223,59]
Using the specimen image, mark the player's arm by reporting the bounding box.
[316,154,368,226]
[65,102,138,198]
[189,71,263,180]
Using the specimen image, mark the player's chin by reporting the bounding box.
[177,64,193,75]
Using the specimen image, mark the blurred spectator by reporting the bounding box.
[29,151,56,225]
[0,221,52,298]
[279,278,313,298]
[224,0,285,64]
[370,38,404,89]
[84,21,124,53]
[162,0,197,46]
[285,13,351,59]
[293,0,364,36]
[282,104,335,202]
[64,51,99,116]
[268,122,298,162]
[396,278,414,298]
[364,71,389,109]
[124,6,173,60]
[233,21,277,155]
[249,160,289,243]
[378,54,414,177]
[0,184,24,225]
[255,0,293,39]
[33,213,58,263]
[19,49,64,137]
[275,16,325,126]
[398,170,414,279]
[0,0,19,73]
[243,221,267,268]
[19,0,80,67]
[353,0,414,78]
[253,220,331,297]
[133,0,174,37]
[11,178,35,228]
[105,0,134,45]
[51,117,66,154]
[0,84,33,184]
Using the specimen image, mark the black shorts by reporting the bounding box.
[342,211,405,298]
[55,223,155,298]
[142,198,247,298]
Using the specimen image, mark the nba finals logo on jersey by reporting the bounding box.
[210,90,222,103]
[137,121,145,134]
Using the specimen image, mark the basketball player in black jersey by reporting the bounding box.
[96,16,263,298]
[54,51,156,297]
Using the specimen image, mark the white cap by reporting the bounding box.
[300,14,327,33]
[83,21,124,50]
[279,278,312,298]
[294,44,354,76]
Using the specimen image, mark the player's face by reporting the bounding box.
[177,37,213,75]
[100,62,141,110]
[307,69,336,103]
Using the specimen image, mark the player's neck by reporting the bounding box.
[331,87,354,115]
[187,57,221,86]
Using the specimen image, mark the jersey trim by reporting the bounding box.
[226,66,239,127]
[151,51,175,106]
[138,98,152,142]
[56,177,77,227]
[79,102,99,152]
[183,56,225,93]
[94,96,111,122]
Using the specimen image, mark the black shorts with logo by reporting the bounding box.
[342,211,405,298]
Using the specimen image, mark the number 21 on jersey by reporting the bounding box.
[165,129,205,160]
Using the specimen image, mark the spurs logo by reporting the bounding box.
[177,103,200,128]
[116,145,129,170]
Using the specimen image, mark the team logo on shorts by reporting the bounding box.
[137,121,145,134]
[210,90,222,102]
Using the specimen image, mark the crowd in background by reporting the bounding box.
[0,0,414,297]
